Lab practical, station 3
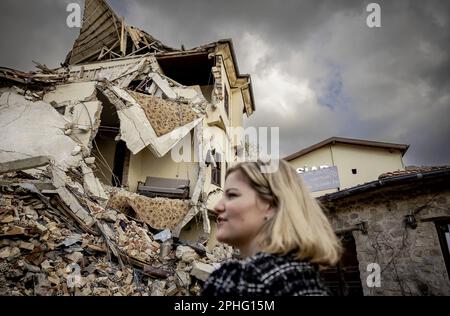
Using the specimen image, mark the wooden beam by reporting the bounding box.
[0,156,50,175]
[98,41,119,60]
[120,16,127,56]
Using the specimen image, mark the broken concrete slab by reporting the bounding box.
[0,215,15,224]
[19,242,35,251]
[0,92,82,170]
[190,261,214,282]
[175,270,191,288]
[43,82,103,152]
[153,229,171,242]
[115,57,150,88]
[0,156,50,175]
[51,167,96,227]
[172,85,208,113]
[0,246,20,259]
[147,73,177,99]
[150,280,166,296]
[43,81,97,104]
[80,161,108,201]
[62,54,156,82]
[2,226,27,237]
[66,251,83,263]
[98,84,203,157]
[24,263,41,273]
[175,245,199,263]
[59,234,82,247]
[84,157,95,165]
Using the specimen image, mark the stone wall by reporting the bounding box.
[322,178,450,296]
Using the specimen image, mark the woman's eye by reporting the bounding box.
[227,193,238,198]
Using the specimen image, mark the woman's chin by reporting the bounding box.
[216,232,230,245]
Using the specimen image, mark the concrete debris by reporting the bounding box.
[59,234,82,247]
[176,245,200,263]
[153,228,171,242]
[43,82,103,151]
[0,92,82,170]
[0,156,51,175]
[80,162,108,202]
[71,146,82,156]
[97,84,203,157]
[84,157,95,165]
[190,261,215,282]
[66,251,83,263]
[0,171,233,296]
[146,73,177,100]
[0,67,66,86]
[175,270,191,288]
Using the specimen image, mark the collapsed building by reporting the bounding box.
[0,0,255,295]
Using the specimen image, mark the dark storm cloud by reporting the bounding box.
[0,0,82,70]
[0,0,448,165]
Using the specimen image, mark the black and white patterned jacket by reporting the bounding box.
[202,252,329,296]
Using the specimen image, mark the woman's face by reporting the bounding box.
[214,170,273,250]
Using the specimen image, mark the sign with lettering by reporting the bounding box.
[299,166,340,192]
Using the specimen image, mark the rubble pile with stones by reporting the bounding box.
[0,171,233,296]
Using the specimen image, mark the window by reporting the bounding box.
[224,86,229,118]
[320,232,364,296]
[352,168,357,174]
[435,220,450,280]
[211,152,222,187]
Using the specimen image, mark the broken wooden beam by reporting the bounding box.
[143,265,172,279]
[0,156,50,175]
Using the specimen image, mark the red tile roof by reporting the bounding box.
[379,165,450,179]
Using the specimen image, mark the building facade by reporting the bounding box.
[285,137,409,196]
[319,166,450,296]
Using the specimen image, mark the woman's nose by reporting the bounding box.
[213,198,225,215]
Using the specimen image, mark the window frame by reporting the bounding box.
[211,152,222,187]
[435,219,450,280]
[224,86,230,119]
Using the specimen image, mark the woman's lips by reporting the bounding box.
[217,217,227,225]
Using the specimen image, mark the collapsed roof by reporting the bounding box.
[64,0,176,65]
[62,0,255,115]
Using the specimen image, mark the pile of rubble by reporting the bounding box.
[0,168,233,296]
[0,0,255,296]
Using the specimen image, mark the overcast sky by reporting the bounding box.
[0,0,449,166]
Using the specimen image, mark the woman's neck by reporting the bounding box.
[237,239,261,258]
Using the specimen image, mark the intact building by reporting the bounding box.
[284,137,409,196]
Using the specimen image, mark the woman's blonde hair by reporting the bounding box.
[226,160,342,266]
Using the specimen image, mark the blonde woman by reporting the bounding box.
[202,160,341,296]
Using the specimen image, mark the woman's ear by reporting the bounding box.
[256,197,276,220]
[264,204,276,221]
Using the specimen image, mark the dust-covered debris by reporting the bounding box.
[0,168,233,296]
[0,0,253,297]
